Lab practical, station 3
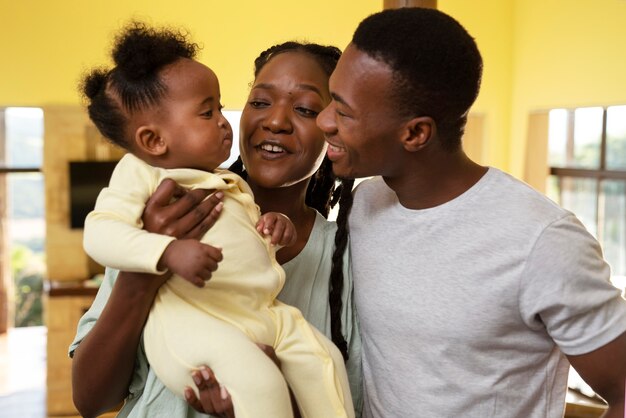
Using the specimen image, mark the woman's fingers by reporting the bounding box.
[186,367,234,417]
[181,192,224,240]
[143,180,224,239]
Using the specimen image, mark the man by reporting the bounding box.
[317,7,626,418]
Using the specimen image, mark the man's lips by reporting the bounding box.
[325,141,346,161]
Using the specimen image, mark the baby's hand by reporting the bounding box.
[160,239,223,287]
[256,212,297,247]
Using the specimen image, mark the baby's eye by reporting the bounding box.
[201,110,213,118]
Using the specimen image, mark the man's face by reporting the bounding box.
[317,43,407,179]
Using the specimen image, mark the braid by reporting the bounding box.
[328,177,354,361]
[305,158,336,218]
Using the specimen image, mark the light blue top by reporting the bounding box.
[70,211,362,417]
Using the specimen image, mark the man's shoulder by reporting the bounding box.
[352,176,389,199]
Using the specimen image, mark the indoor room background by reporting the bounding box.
[1,0,625,417]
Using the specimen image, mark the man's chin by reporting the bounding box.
[330,162,361,180]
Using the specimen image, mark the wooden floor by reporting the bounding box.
[0,326,46,418]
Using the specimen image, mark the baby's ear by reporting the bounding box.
[135,125,167,156]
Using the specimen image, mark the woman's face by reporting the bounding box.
[239,51,331,189]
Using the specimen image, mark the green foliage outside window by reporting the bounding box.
[11,244,44,327]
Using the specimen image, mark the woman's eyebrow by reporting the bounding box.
[252,83,323,97]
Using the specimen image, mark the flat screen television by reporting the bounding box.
[68,160,118,229]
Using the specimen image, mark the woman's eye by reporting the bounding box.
[296,107,319,117]
[249,100,269,108]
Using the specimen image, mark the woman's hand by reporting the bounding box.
[185,366,235,418]
[143,178,224,239]
[184,344,296,418]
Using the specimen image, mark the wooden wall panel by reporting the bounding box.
[524,111,549,193]
[43,106,124,281]
[383,0,437,9]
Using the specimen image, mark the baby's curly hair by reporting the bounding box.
[80,21,200,149]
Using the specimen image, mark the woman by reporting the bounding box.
[70,41,362,418]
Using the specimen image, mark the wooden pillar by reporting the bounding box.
[383,0,437,9]
[0,110,9,334]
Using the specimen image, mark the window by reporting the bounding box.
[546,105,626,294]
[0,107,46,328]
[546,105,626,400]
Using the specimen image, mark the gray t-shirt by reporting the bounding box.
[349,169,626,418]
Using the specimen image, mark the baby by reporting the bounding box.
[81,22,354,418]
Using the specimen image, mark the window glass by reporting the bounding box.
[5,107,44,167]
[606,105,626,170]
[559,176,598,237]
[2,107,46,327]
[572,107,602,169]
[548,109,568,167]
[600,179,626,278]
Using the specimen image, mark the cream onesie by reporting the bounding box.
[83,153,354,418]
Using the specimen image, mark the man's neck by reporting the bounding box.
[384,150,488,210]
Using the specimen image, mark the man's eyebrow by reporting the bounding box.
[331,92,350,109]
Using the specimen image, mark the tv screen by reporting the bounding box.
[68,161,118,229]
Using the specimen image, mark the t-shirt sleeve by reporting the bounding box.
[519,213,626,355]
[68,268,117,357]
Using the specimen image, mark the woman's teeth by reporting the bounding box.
[260,144,285,153]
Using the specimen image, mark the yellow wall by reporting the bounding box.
[0,0,380,109]
[440,0,515,169]
[2,0,626,176]
[509,0,626,177]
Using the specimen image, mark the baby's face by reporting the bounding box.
[156,58,233,171]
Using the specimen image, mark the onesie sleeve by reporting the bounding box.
[519,213,626,355]
[83,155,175,273]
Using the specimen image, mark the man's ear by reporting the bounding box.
[135,125,167,156]
[401,116,435,153]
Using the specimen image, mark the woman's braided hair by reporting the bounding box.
[231,41,354,360]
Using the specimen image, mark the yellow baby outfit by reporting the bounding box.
[83,153,354,418]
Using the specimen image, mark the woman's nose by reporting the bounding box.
[262,106,293,133]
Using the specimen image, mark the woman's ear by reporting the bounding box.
[402,116,435,153]
[135,125,167,156]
